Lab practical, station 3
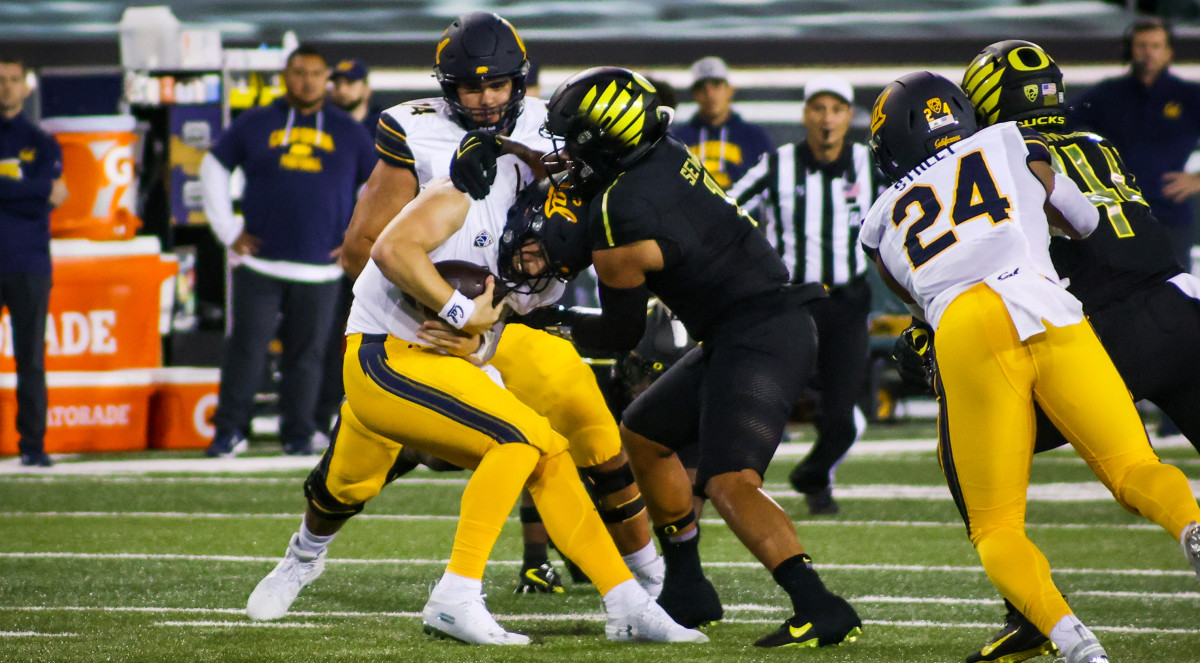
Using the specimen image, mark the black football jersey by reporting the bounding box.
[587,136,790,341]
[1041,130,1182,309]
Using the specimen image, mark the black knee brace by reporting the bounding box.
[303,461,365,521]
[519,505,543,525]
[581,462,646,525]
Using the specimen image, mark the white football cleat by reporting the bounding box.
[606,594,709,643]
[245,533,325,620]
[630,554,665,600]
[422,592,530,645]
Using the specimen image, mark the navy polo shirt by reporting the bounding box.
[1068,70,1200,228]
[0,113,62,275]
[210,97,376,265]
[673,111,775,190]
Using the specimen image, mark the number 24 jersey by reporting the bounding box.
[860,122,1082,335]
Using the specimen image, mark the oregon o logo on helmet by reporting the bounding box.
[1007,46,1052,71]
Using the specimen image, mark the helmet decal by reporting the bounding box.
[579,81,647,148]
[871,87,890,135]
[545,186,581,225]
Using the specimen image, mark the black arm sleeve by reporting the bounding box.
[567,283,650,352]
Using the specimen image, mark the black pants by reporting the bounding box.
[1033,279,1200,455]
[315,275,354,436]
[790,277,873,493]
[623,289,819,492]
[212,267,340,447]
[0,273,51,456]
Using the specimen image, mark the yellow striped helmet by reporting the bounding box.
[962,40,1066,128]
[543,67,669,195]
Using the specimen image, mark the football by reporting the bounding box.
[435,260,509,304]
[423,261,510,324]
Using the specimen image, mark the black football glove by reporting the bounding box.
[892,320,936,392]
[450,130,503,200]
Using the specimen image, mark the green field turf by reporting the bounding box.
[2,420,1198,662]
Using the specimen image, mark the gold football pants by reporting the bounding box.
[935,284,1200,637]
[324,333,630,591]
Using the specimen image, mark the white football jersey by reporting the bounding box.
[380,96,552,188]
[347,96,562,344]
[347,161,564,342]
[861,123,1083,338]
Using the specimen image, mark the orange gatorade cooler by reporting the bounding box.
[148,367,221,450]
[42,115,143,240]
[0,369,154,454]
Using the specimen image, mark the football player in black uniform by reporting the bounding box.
[949,40,1200,663]
[530,67,862,648]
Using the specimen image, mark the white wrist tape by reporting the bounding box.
[1049,173,1099,237]
[439,290,476,330]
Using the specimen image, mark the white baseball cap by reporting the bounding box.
[804,74,855,105]
[690,56,730,89]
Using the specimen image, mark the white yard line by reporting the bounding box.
[0,631,78,637]
[1,551,1193,577]
[0,511,1169,533]
[0,605,1194,637]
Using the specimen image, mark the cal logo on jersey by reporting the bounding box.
[1165,101,1182,119]
[19,147,36,162]
[473,229,493,247]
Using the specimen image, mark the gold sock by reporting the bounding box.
[446,443,540,580]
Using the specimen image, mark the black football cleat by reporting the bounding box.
[656,574,723,628]
[804,487,840,515]
[965,601,1057,663]
[514,563,564,594]
[754,594,861,648]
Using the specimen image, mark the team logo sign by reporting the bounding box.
[1025,84,1039,102]
[545,186,581,224]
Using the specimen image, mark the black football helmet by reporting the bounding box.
[962,40,1066,128]
[434,12,530,133]
[499,179,593,294]
[869,71,978,182]
[542,67,671,195]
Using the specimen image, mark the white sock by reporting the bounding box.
[602,579,647,616]
[293,521,336,558]
[1048,614,1095,656]
[433,571,483,601]
[622,541,659,571]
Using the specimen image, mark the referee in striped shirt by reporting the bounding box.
[728,74,878,515]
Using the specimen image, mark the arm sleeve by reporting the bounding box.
[200,152,242,246]
[567,283,650,352]
[374,113,417,173]
[0,177,52,203]
[1048,171,1099,237]
[0,132,59,206]
[1020,126,1052,164]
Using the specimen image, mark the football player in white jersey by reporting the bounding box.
[246,172,706,646]
[334,11,665,597]
[863,72,1200,663]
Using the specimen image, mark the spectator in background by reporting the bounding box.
[729,74,878,515]
[0,57,67,467]
[1069,17,1200,272]
[199,44,376,458]
[329,59,381,137]
[673,56,773,189]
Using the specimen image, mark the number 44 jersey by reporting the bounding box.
[861,122,1084,338]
